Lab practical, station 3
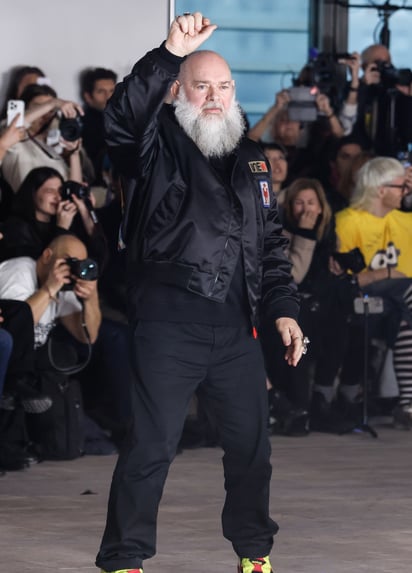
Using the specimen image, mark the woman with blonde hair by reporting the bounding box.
[336,156,412,428]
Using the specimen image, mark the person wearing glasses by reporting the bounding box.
[335,156,412,428]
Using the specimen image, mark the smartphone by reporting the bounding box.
[7,99,25,127]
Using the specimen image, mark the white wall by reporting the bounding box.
[0,0,172,107]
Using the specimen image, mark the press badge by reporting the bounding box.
[259,181,271,208]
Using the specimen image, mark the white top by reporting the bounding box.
[0,256,82,347]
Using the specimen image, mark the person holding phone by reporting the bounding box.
[1,84,84,193]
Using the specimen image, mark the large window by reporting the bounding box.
[348,1,412,68]
[174,1,310,127]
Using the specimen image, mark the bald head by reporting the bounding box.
[178,50,232,83]
[361,44,391,66]
[47,234,88,260]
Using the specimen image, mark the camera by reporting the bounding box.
[62,257,99,290]
[374,61,412,89]
[60,180,90,202]
[60,180,98,224]
[332,247,366,274]
[59,112,83,141]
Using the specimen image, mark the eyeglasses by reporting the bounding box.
[385,183,408,192]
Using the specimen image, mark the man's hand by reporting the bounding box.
[165,12,217,57]
[73,278,98,302]
[44,258,72,297]
[275,317,307,367]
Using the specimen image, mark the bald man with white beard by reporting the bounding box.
[96,12,305,573]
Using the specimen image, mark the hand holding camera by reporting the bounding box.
[59,180,98,227]
[61,257,99,300]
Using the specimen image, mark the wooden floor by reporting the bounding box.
[1,421,412,573]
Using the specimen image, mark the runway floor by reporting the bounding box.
[1,419,412,573]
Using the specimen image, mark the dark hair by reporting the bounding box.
[330,133,372,162]
[12,167,64,220]
[260,141,288,158]
[80,67,117,97]
[0,65,45,118]
[19,83,57,107]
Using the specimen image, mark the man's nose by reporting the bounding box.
[206,85,219,99]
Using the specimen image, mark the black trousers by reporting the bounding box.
[96,321,277,571]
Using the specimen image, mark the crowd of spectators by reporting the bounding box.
[1,41,412,471]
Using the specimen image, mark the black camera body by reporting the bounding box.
[60,180,99,225]
[332,247,366,274]
[59,113,83,141]
[374,61,412,89]
[62,257,99,290]
[60,180,90,202]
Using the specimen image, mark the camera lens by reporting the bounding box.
[59,115,83,141]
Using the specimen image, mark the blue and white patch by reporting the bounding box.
[259,180,271,208]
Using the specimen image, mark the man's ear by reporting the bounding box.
[41,247,53,265]
[170,80,180,100]
[83,91,93,106]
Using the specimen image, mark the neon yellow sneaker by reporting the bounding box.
[238,556,273,573]
[100,569,143,573]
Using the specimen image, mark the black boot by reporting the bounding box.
[269,389,309,437]
[310,392,356,435]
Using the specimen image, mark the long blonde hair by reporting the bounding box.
[283,178,332,241]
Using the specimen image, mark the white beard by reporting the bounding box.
[173,89,245,158]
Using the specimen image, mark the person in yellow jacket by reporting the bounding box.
[336,156,412,428]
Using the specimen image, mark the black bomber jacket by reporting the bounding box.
[104,44,299,327]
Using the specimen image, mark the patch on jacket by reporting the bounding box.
[248,160,268,173]
[259,181,271,207]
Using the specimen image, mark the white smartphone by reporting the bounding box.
[7,99,25,127]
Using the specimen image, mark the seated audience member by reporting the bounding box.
[336,157,412,428]
[261,178,356,434]
[0,166,107,267]
[0,233,101,355]
[80,67,117,185]
[0,65,47,120]
[260,142,288,205]
[0,235,102,465]
[1,84,84,192]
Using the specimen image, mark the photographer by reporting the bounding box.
[0,233,101,346]
[0,167,107,268]
[1,84,85,193]
[248,85,344,184]
[336,157,412,428]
